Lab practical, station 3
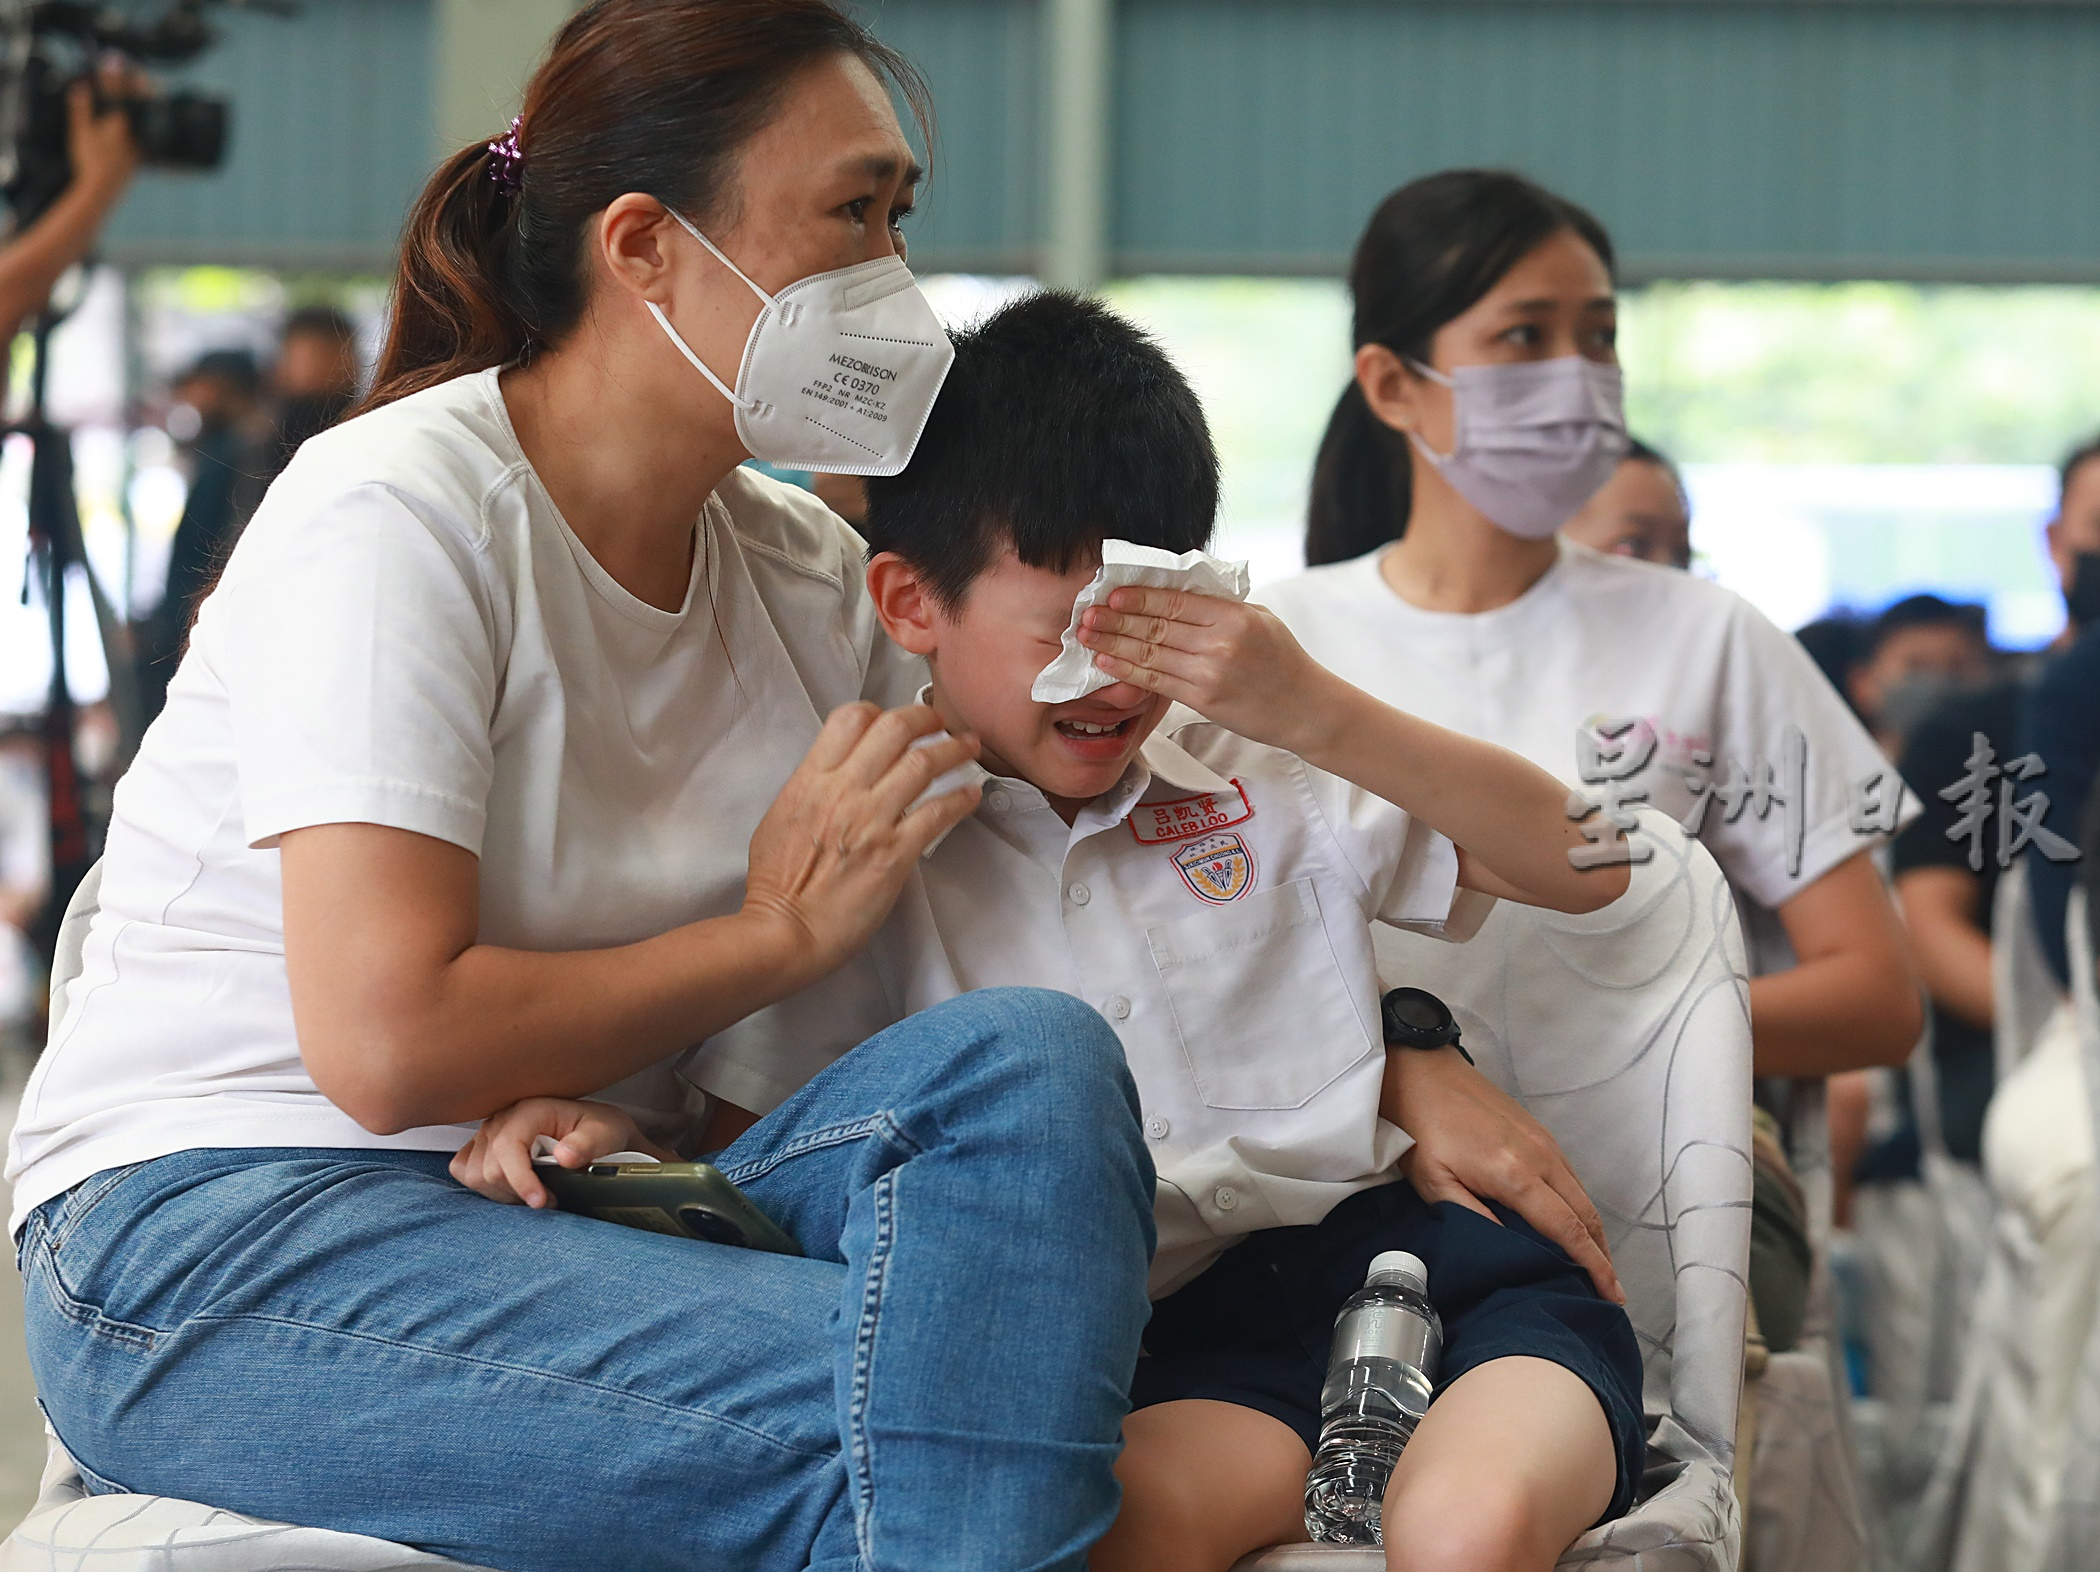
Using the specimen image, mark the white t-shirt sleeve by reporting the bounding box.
[1704,598,1919,909]
[216,483,499,853]
[1299,762,1477,939]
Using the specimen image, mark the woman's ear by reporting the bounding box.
[1356,343,1424,437]
[594,194,682,306]
[866,552,942,656]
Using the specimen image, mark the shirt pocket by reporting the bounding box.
[1146,877,1374,1111]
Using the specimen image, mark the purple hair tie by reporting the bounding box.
[487,116,524,194]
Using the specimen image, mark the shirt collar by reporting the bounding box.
[1135,725,1237,796]
[912,690,1236,854]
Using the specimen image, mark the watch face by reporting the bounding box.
[1382,986,1458,1048]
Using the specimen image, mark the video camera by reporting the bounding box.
[0,0,294,230]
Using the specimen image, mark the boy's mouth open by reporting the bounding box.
[1052,709,1144,760]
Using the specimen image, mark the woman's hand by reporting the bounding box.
[1383,1045,1624,1304]
[450,1097,676,1209]
[1075,587,1339,757]
[743,701,980,984]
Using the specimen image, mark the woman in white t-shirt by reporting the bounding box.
[1263,170,1921,1100]
[4,6,1160,1568]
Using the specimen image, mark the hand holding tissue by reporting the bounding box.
[1031,540,1252,704]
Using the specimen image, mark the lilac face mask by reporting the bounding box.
[1405,355,1629,539]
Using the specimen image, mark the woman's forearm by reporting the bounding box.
[1894,866,1995,1031]
[1291,677,1627,913]
[1749,957,1921,1076]
[281,822,818,1134]
[0,176,128,345]
[1753,851,1923,1076]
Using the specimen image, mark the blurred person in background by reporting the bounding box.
[0,65,140,346]
[268,305,362,478]
[1795,613,1871,722]
[2024,433,2100,991]
[135,349,270,720]
[0,719,49,1071]
[1824,593,1993,1222]
[1843,594,1992,758]
[1262,170,1923,1363]
[1560,437,1690,569]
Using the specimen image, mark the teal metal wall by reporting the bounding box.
[102,0,436,271]
[83,0,2100,282]
[865,0,1039,272]
[868,0,2100,283]
[1106,1,2100,281]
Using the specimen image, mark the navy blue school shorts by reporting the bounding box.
[1128,1177,1646,1523]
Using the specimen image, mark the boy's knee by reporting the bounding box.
[1382,1478,1550,1572]
[934,987,1137,1111]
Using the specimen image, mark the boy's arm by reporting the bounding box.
[1078,588,1626,914]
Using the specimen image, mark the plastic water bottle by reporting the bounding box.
[1302,1250,1442,1545]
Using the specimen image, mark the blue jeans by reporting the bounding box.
[17,989,1155,1572]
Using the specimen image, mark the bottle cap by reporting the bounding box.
[1367,1250,1428,1291]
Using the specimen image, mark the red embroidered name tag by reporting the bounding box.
[1128,781,1254,844]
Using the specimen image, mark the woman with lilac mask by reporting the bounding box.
[1261,171,1924,1374]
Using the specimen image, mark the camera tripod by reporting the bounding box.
[17,303,141,970]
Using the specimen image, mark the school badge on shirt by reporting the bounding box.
[1172,831,1256,904]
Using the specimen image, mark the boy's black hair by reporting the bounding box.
[864,290,1219,607]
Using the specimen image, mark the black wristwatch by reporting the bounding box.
[1380,986,1473,1064]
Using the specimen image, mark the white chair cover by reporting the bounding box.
[1991,860,2063,1084]
[1235,810,1753,1572]
[1910,885,2091,1572]
[2037,889,2100,1572]
[1746,1079,1872,1572]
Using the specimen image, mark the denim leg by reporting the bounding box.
[21,1148,853,1572]
[17,986,1150,1572]
[713,989,1156,1572]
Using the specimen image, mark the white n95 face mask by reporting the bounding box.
[648,209,955,477]
[1406,355,1629,539]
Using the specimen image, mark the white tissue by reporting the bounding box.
[1031,540,1252,703]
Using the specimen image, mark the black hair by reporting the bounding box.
[2060,431,2100,501]
[863,290,1219,608]
[177,348,261,398]
[1624,434,1688,500]
[281,305,357,347]
[1306,170,1616,567]
[1865,593,1987,658]
[1793,613,1868,717]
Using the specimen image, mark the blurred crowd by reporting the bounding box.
[0,303,362,1071]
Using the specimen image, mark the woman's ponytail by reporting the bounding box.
[1306,380,1411,567]
[360,0,929,415]
[365,142,533,411]
[1305,170,1618,565]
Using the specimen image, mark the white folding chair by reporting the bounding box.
[4,862,498,1572]
[1235,808,1754,1572]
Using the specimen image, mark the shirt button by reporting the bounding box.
[1214,1186,1239,1212]
[1145,1115,1171,1141]
[986,790,1011,812]
[1067,882,1092,906]
[1108,994,1132,1020]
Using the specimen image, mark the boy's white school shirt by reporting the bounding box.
[885,704,1491,1296]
